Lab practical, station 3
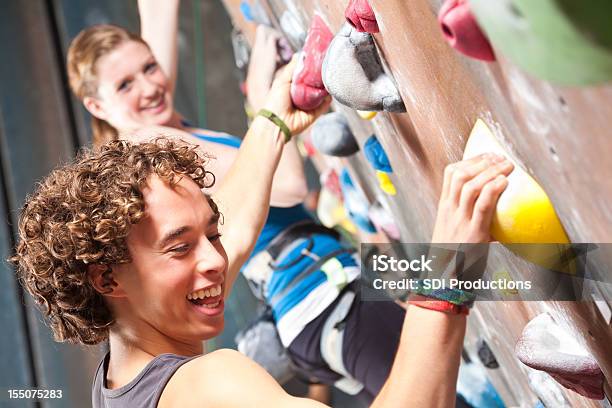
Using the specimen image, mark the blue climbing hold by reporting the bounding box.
[240,1,254,22]
[339,169,376,234]
[364,135,393,172]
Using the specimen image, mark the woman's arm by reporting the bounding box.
[246,26,310,207]
[138,0,180,95]
[214,58,330,292]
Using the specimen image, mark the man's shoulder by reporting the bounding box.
[157,349,257,408]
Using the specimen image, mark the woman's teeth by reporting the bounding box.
[142,97,163,110]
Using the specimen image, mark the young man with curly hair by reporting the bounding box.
[12,126,513,407]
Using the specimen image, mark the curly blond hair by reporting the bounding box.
[11,138,216,345]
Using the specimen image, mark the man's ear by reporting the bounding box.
[83,96,109,121]
[87,264,125,298]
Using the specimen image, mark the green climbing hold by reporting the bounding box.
[470,0,612,85]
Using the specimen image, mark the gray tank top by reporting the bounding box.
[92,352,197,408]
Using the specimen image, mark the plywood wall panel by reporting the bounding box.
[220,0,611,405]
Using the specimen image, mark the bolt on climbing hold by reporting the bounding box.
[469,0,612,85]
[290,15,334,111]
[363,135,396,195]
[345,0,379,34]
[515,313,604,400]
[310,112,359,157]
[363,135,393,173]
[438,0,495,61]
[322,23,406,113]
[357,110,377,120]
[376,171,397,196]
[463,120,569,245]
[368,201,400,240]
[476,339,499,369]
[339,168,377,234]
[240,0,270,26]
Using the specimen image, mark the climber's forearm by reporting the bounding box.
[371,306,466,408]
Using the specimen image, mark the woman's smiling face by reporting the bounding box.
[85,40,174,130]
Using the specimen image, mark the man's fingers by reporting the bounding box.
[471,175,509,230]
[459,159,513,214]
[445,154,504,204]
[310,95,332,117]
[441,154,492,201]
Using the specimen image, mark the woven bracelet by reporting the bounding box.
[408,294,470,315]
[414,281,476,308]
[257,109,292,143]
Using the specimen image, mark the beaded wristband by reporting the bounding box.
[257,109,292,143]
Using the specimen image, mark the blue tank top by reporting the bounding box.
[191,131,313,253]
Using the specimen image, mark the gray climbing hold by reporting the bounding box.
[477,339,499,369]
[310,112,359,157]
[322,22,406,112]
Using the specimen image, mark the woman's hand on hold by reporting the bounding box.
[246,25,283,111]
[261,56,331,137]
[431,153,514,243]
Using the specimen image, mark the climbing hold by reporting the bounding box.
[515,313,604,400]
[322,23,406,112]
[357,110,377,120]
[317,186,357,234]
[240,1,254,22]
[470,0,612,85]
[240,0,271,26]
[368,201,401,240]
[463,120,569,244]
[345,0,379,34]
[456,361,506,408]
[438,0,495,61]
[280,10,307,49]
[339,168,376,234]
[290,15,334,111]
[376,171,397,196]
[363,135,393,173]
[299,134,317,157]
[320,168,343,200]
[476,339,499,369]
[310,112,359,157]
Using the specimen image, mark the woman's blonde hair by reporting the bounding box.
[67,24,149,146]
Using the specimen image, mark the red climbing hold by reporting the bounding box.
[290,15,334,111]
[438,0,495,61]
[345,0,378,34]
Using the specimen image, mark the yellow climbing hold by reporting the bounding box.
[357,110,377,120]
[376,171,397,195]
[463,119,569,244]
[316,187,358,234]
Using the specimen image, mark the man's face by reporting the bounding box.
[112,174,227,343]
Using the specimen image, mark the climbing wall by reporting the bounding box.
[221,0,611,406]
